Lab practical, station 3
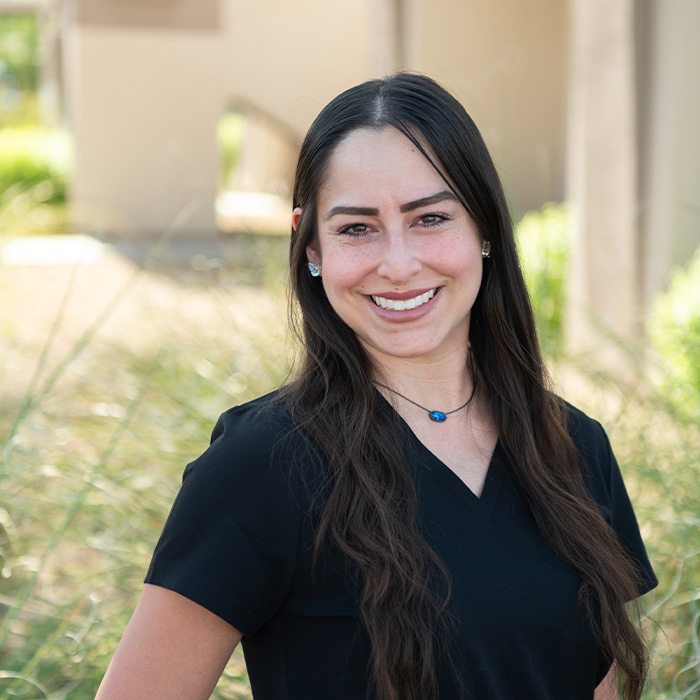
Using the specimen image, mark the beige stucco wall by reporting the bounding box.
[219,0,392,137]
[640,0,700,307]
[564,0,700,364]
[65,0,402,236]
[565,0,640,367]
[404,0,568,215]
[65,0,568,236]
[61,0,699,362]
[65,22,226,235]
[217,0,396,207]
[75,0,219,31]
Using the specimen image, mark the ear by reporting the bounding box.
[297,207,322,264]
[291,207,303,233]
[306,243,321,265]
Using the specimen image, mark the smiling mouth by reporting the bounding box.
[370,288,438,311]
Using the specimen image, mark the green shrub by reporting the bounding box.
[0,127,70,204]
[0,14,41,128]
[0,14,39,93]
[217,112,245,189]
[648,246,700,422]
[515,202,570,357]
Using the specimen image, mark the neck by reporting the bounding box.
[369,346,474,410]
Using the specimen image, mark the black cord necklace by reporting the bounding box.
[375,382,476,423]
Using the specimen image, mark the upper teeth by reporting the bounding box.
[371,289,436,311]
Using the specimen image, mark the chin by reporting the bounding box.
[364,341,443,362]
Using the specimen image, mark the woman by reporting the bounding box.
[97,73,657,699]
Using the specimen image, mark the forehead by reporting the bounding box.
[318,126,449,204]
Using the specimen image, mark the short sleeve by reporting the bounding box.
[571,410,658,598]
[144,399,306,638]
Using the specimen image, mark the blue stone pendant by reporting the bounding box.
[429,410,447,422]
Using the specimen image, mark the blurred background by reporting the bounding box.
[0,0,698,697]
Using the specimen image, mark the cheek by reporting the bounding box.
[320,248,375,295]
[423,237,482,279]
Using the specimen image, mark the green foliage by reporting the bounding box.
[218,112,245,188]
[0,13,40,127]
[0,13,71,234]
[0,13,39,92]
[596,391,700,699]
[0,126,70,203]
[515,202,570,357]
[648,246,700,422]
[0,89,42,128]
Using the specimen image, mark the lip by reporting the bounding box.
[365,287,442,323]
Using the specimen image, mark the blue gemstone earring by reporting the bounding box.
[308,262,322,277]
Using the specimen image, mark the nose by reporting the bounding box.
[376,229,421,283]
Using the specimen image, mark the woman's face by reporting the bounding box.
[298,126,485,368]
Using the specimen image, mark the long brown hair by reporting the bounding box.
[280,72,648,699]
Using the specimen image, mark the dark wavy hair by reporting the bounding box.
[280,72,648,700]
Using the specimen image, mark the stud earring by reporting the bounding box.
[481,240,491,258]
[307,261,322,277]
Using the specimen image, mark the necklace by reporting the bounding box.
[375,382,475,423]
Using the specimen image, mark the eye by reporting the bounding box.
[418,213,450,228]
[339,223,371,237]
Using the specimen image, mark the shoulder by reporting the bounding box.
[207,389,294,452]
[182,389,324,513]
[558,400,658,596]
[145,390,321,634]
[560,401,612,467]
[560,398,610,452]
[559,400,625,518]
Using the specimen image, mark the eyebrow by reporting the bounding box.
[324,190,459,221]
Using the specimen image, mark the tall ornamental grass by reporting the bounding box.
[0,241,288,698]
[648,246,700,423]
[0,224,697,698]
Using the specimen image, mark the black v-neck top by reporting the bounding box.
[145,391,657,699]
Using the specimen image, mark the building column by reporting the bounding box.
[64,0,223,238]
[639,0,700,309]
[566,0,640,370]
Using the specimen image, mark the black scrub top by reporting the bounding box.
[145,391,657,699]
